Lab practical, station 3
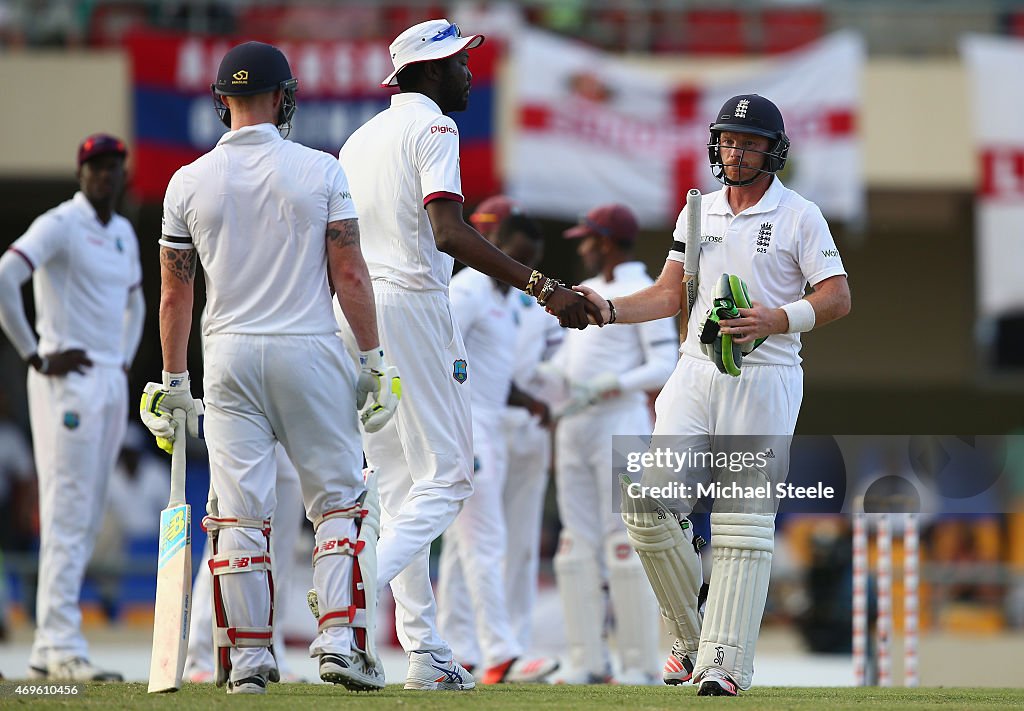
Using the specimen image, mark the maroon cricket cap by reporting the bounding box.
[78,133,127,167]
[564,203,638,245]
[470,194,521,231]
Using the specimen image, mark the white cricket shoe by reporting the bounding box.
[404,651,475,690]
[320,652,385,691]
[227,674,267,694]
[42,657,123,682]
[663,639,695,685]
[481,656,559,684]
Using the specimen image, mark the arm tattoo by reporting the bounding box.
[327,219,360,249]
[160,246,198,284]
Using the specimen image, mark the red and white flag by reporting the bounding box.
[961,35,1024,319]
[508,29,865,226]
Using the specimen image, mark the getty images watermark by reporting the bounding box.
[622,447,836,502]
[611,434,1022,515]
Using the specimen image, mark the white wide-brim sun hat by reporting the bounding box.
[381,19,485,88]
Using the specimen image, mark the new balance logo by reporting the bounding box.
[822,249,840,258]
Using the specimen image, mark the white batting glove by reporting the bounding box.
[356,349,402,433]
[583,372,621,403]
[139,371,205,453]
[553,372,621,420]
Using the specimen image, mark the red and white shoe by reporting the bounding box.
[663,640,695,685]
[482,656,559,684]
[696,669,738,696]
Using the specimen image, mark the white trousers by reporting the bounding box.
[647,356,803,689]
[184,445,304,678]
[556,401,653,548]
[28,365,126,669]
[437,409,520,667]
[202,333,365,681]
[337,285,473,657]
[646,356,803,512]
[501,410,550,651]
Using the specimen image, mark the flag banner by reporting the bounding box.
[961,35,1024,319]
[126,31,500,202]
[509,29,865,226]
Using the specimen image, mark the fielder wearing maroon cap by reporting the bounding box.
[563,203,638,245]
[77,133,127,167]
[469,194,521,233]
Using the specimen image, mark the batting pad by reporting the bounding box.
[553,531,607,675]
[310,470,382,668]
[606,532,661,676]
[620,477,703,656]
[695,513,774,690]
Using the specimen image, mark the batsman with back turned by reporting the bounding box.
[575,94,851,696]
[140,41,395,695]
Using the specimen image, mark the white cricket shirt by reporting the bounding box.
[670,178,847,366]
[507,290,564,398]
[450,268,517,412]
[9,192,141,367]
[161,124,356,336]
[553,262,678,409]
[338,93,464,292]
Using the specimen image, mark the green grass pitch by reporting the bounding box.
[3,683,1024,710]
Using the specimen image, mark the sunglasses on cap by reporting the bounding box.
[429,23,462,42]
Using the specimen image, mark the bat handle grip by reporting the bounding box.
[169,409,188,506]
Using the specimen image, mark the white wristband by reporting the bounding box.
[359,348,383,370]
[162,370,190,391]
[780,299,816,334]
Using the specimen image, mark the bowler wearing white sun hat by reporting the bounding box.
[336,15,596,691]
[381,19,484,88]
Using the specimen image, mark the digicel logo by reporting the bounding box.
[431,125,458,135]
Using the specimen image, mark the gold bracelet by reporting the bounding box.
[524,269,543,296]
[537,277,560,306]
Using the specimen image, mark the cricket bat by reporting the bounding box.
[148,410,191,693]
[681,188,702,340]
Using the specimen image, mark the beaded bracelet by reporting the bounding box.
[525,269,544,297]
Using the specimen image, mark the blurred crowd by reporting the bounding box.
[3,0,1024,56]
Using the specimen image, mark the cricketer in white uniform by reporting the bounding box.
[437,214,558,683]
[143,42,393,695]
[549,203,678,684]
[468,197,565,655]
[335,19,594,691]
[0,134,143,682]
[576,94,852,696]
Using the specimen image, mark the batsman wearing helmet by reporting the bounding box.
[576,94,851,695]
[141,41,394,694]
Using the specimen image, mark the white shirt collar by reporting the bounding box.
[391,92,443,115]
[708,176,786,217]
[72,191,104,224]
[216,123,283,147]
[595,261,645,285]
